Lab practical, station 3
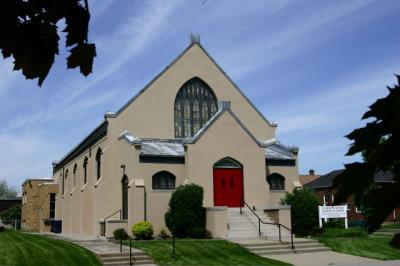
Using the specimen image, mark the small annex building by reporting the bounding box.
[51,36,301,238]
[304,170,399,223]
[21,178,58,232]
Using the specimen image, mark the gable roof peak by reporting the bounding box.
[190,33,201,45]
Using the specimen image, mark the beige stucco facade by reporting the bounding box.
[50,38,300,238]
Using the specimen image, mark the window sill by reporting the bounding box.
[151,189,175,193]
[94,176,103,188]
[270,190,285,193]
[80,183,88,192]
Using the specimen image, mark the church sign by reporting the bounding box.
[318,205,348,229]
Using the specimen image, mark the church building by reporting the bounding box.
[52,35,301,239]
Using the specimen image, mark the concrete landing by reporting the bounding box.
[266,251,400,266]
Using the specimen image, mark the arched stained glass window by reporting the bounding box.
[266,173,285,190]
[174,77,218,137]
[214,157,242,168]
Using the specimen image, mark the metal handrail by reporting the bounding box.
[241,199,294,250]
[103,209,122,238]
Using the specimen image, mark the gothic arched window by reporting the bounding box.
[152,171,176,190]
[73,163,77,188]
[266,173,285,190]
[174,77,218,137]
[96,148,102,180]
[83,157,88,185]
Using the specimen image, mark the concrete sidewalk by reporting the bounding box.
[266,251,400,266]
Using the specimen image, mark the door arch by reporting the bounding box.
[213,157,243,207]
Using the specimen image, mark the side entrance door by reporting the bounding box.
[213,168,243,207]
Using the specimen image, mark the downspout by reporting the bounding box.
[144,187,147,221]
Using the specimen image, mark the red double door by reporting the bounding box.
[213,168,244,207]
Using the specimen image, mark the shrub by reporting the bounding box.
[132,221,153,240]
[113,228,129,240]
[0,226,5,232]
[281,188,319,236]
[165,184,206,238]
[389,233,400,249]
[310,226,325,236]
[158,228,170,239]
[186,227,212,239]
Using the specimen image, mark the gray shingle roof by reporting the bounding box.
[265,143,295,161]
[140,140,184,157]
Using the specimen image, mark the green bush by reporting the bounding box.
[165,183,206,238]
[186,227,212,239]
[324,220,345,228]
[113,228,129,240]
[158,228,170,239]
[281,188,319,236]
[132,221,153,240]
[0,226,5,232]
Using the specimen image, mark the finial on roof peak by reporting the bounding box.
[190,33,200,45]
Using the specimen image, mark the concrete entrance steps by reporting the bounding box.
[226,208,292,241]
[236,239,331,256]
[226,208,261,239]
[99,252,154,266]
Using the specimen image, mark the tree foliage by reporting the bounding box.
[165,184,205,238]
[334,75,400,232]
[0,0,96,86]
[0,205,21,220]
[0,180,18,198]
[281,188,320,236]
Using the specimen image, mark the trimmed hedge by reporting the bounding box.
[165,183,206,238]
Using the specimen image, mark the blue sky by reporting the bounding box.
[1,0,400,189]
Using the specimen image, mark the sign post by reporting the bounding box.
[318,205,348,229]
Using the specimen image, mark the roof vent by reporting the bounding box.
[219,101,231,110]
[190,33,200,45]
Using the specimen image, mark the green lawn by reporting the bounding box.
[0,230,100,266]
[124,239,290,266]
[381,223,400,229]
[316,227,400,260]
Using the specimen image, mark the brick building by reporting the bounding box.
[21,179,58,232]
[304,170,399,223]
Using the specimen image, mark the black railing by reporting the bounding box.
[103,209,122,238]
[241,199,294,250]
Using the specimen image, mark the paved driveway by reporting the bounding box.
[266,251,400,266]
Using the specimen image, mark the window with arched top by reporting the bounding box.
[174,77,218,137]
[152,171,176,190]
[266,173,285,190]
[214,157,242,168]
[73,164,77,188]
[83,157,88,185]
[63,169,68,195]
[96,148,102,180]
[121,175,129,220]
